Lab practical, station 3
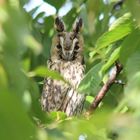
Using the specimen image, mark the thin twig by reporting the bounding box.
[87,62,123,115]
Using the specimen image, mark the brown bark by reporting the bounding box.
[88,62,123,114]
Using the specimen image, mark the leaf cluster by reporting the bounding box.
[1,0,140,140]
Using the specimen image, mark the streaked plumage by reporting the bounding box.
[41,17,85,116]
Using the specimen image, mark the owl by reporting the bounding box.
[41,17,85,116]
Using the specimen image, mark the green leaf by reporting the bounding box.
[44,0,65,10]
[0,64,8,88]
[23,35,42,55]
[49,111,67,121]
[124,72,140,110]
[78,62,103,95]
[35,12,45,20]
[0,90,36,140]
[22,58,31,72]
[120,29,140,65]
[19,0,29,7]
[28,66,68,84]
[126,1,140,26]
[109,13,131,31]
[44,16,54,33]
[84,95,95,109]
[126,51,140,81]
[123,51,140,109]
[101,47,120,74]
[28,5,41,17]
[86,95,94,104]
[95,13,134,50]
[63,8,77,30]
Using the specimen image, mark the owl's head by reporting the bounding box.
[51,17,84,62]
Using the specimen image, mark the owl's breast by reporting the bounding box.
[59,61,85,88]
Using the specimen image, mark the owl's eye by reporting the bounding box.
[56,44,62,49]
[75,44,79,50]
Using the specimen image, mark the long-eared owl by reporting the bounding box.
[41,17,85,116]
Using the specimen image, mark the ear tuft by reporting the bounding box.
[73,17,83,33]
[54,17,65,32]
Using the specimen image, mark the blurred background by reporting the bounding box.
[0,0,140,140]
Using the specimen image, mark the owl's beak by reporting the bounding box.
[64,47,70,50]
[64,44,71,51]
[62,50,73,61]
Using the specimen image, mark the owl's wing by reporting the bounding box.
[58,61,85,116]
[41,59,69,112]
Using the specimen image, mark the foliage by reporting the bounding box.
[0,0,140,140]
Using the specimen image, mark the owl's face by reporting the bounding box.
[51,17,84,62]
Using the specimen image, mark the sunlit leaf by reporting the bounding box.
[28,66,68,84]
[86,95,94,104]
[109,13,131,31]
[49,111,67,122]
[22,58,31,72]
[95,13,134,50]
[22,90,32,111]
[101,47,120,74]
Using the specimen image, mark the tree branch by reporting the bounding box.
[87,62,123,114]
